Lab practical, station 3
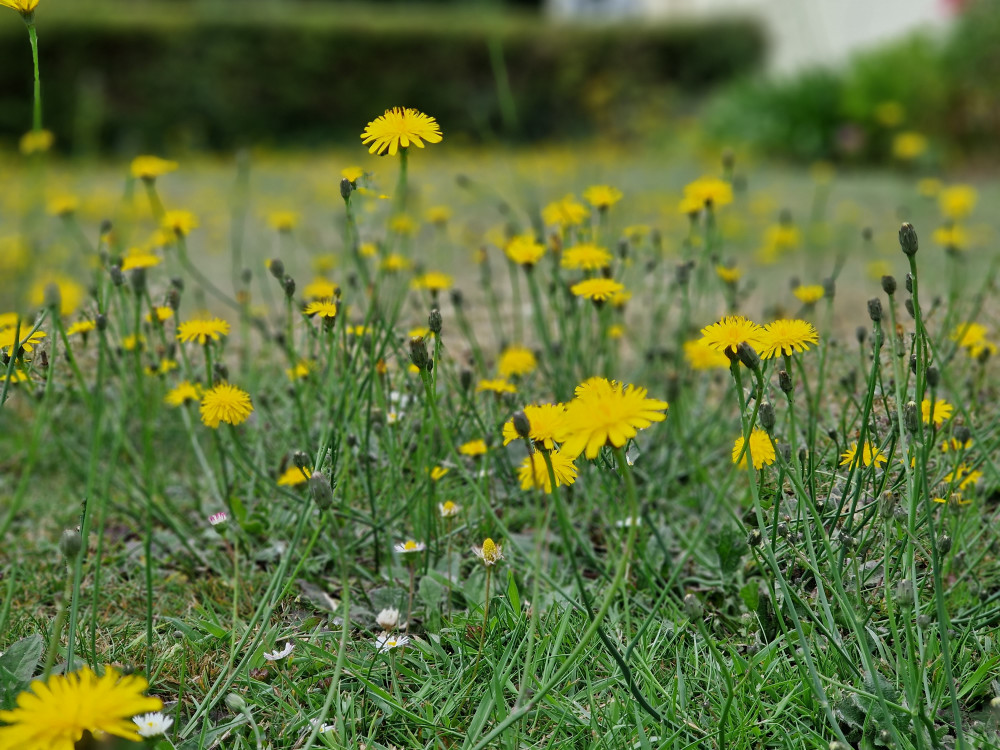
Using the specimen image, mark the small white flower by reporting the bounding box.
[472,538,503,566]
[615,516,642,528]
[376,607,400,631]
[375,631,410,653]
[308,717,335,734]
[386,410,403,425]
[133,712,173,738]
[438,500,461,518]
[263,641,294,661]
[394,539,426,555]
[208,511,228,526]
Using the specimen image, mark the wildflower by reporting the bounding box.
[504,235,546,267]
[682,176,733,210]
[341,166,364,183]
[268,211,299,232]
[389,214,418,235]
[263,642,294,661]
[761,224,801,255]
[715,265,742,283]
[607,324,625,339]
[892,132,928,161]
[286,361,311,381]
[840,441,887,469]
[623,224,650,242]
[921,399,953,427]
[146,306,174,324]
[939,184,977,220]
[303,301,338,320]
[459,439,488,457]
[47,194,78,217]
[874,100,905,127]
[932,224,968,251]
[277,466,311,486]
[147,360,177,376]
[164,381,202,407]
[917,178,942,197]
[376,608,400,630]
[427,205,452,224]
[950,322,996,358]
[19,129,53,154]
[29,275,84,316]
[375,632,410,652]
[561,243,612,271]
[66,320,96,337]
[502,403,566,450]
[518,449,578,493]
[944,464,982,491]
[394,539,426,555]
[560,377,668,460]
[583,184,623,210]
[131,155,178,180]
[410,271,453,292]
[0,327,45,354]
[208,511,228,526]
[472,537,504,566]
[0,665,162,749]
[177,318,230,345]
[793,284,824,304]
[199,383,253,428]
[698,315,763,357]
[303,278,339,301]
[732,429,776,469]
[615,516,641,528]
[476,378,517,394]
[120,252,162,272]
[381,254,413,272]
[361,107,442,156]
[570,278,625,303]
[438,500,461,518]
[758,319,819,359]
[542,195,588,228]
[940,437,973,453]
[683,339,730,370]
[121,334,145,352]
[162,210,199,238]
[133,712,173,739]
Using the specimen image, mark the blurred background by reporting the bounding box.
[0,0,995,165]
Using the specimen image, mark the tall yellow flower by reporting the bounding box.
[518,449,578,493]
[560,377,668,460]
[0,0,39,14]
[130,155,178,180]
[570,278,625,303]
[732,429,775,470]
[699,315,763,357]
[504,235,546,267]
[497,346,537,378]
[682,176,733,210]
[758,319,819,359]
[562,243,612,271]
[200,383,253,428]
[0,665,162,750]
[840,441,887,469]
[583,185,623,210]
[502,403,566,450]
[361,107,442,156]
[177,318,230,345]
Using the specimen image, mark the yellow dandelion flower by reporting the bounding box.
[944,464,982,491]
[410,271,453,292]
[840,441,887,469]
[866,261,892,280]
[199,382,253,428]
[542,195,589,228]
[918,177,942,198]
[429,466,450,481]
[561,243,612,271]
[583,184,623,209]
[682,176,733,210]
[518,449,578,494]
[361,107,443,156]
[177,318,230,345]
[286,361,311,381]
[732,429,776,470]
[161,210,199,238]
[303,300,338,320]
[932,224,968,251]
[698,315,763,356]
[147,359,177,376]
[683,339,730,370]
[165,381,202,407]
[459,439,488,457]
[380,253,412,272]
[66,320,96,337]
[19,128,53,154]
[121,334,145,352]
[793,284,824,304]
[940,437,973,453]
[570,278,625,303]
[0,665,162,750]
[131,155,178,180]
[939,184,977,220]
[358,243,377,258]
[145,306,174,324]
[303,278,339,301]
[29,275,84,316]
[497,346,537,378]
[341,166,364,183]
[268,211,299,232]
[121,252,162,272]
[892,131,928,161]
[623,224,650,242]
[0,327,45,354]
[505,234,546,267]
[921,399,953,427]
[560,377,668,460]
[502,403,566,450]
[759,319,819,359]
[277,465,312,486]
[389,214,418,235]
[874,100,905,127]
[426,205,452,224]
[476,378,517,394]
[715,265,742,284]
[607,323,625,339]
[47,194,78,217]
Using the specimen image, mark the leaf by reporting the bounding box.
[0,634,43,685]
[713,524,748,578]
[506,570,521,615]
[418,574,445,610]
[739,582,759,612]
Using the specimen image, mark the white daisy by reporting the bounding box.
[472,538,504,566]
[133,712,174,738]
[208,511,228,526]
[263,641,294,661]
[375,631,410,653]
[376,607,400,631]
[394,539,426,555]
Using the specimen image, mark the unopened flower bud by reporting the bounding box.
[428,308,442,335]
[282,275,296,299]
[881,275,897,295]
[917,614,932,628]
[95,314,108,331]
[904,400,919,433]
[293,451,309,471]
[225,693,247,712]
[450,289,464,308]
[760,401,775,432]
[376,607,400,631]
[899,222,919,256]
[880,491,896,520]
[268,259,285,280]
[340,178,353,201]
[737,341,760,372]
[823,277,835,299]
[60,528,82,561]
[905,273,913,293]
[408,336,429,371]
[747,529,763,547]
[855,326,867,345]
[308,471,335,510]
[926,366,939,388]
[895,579,914,607]
[937,535,952,555]
[460,368,473,392]
[904,298,915,319]
[778,370,793,394]
[129,268,147,296]
[512,410,531,440]
[213,362,229,383]
[109,265,125,287]
[167,287,181,311]
[954,425,971,444]
[867,298,883,322]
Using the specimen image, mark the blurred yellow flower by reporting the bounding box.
[303,278,338,301]
[426,205,452,225]
[917,177,942,198]
[162,210,199,238]
[267,211,299,231]
[683,339,730,370]
[341,166,364,183]
[892,131,927,161]
[29,275,84,316]
[732,429,775,469]
[518,450,577,493]
[361,107,442,156]
[715,265,742,284]
[131,155,178,180]
[921,398,953,427]
[497,346,537,378]
[200,382,253,428]
[505,235,546,267]
[681,176,732,211]
[583,184,623,210]
[121,252,162,272]
[542,195,588,228]
[476,378,517,394]
[19,129,53,154]
[874,101,905,127]
[410,271,453,292]
[793,284,824,305]
[562,243,611,271]
[570,278,625,303]
[277,465,311,486]
[939,184,977,220]
[932,224,968,251]
[458,439,488,456]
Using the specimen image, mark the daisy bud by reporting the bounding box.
[282,275,296,299]
[268,259,285,280]
[899,222,919,256]
[59,528,82,562]
[867,298,882,322]
[894,579,914,608]
[511,410,531,440]
[428,308,442,335]
[937,534,952,555]
[408,336,429,371]
[778,370,793,394]
[376,607,400,631]
[682,593,703,621]
[926,366,939,388]
[308,471,335,510]
[881,275,897,295]
[759,401,775,432]
[904,401,919,433]
[737,342,760,372]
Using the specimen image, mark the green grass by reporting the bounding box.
[1,141,999,750]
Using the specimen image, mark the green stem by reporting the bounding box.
[25,20,42,132]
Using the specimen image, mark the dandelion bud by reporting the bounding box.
[977,346,992,365]
[460,368,473,392]
[225,693,247,712]
[894,579,914,608]
[428,308,442,335]
[880,491,896,520]
[737,342,760,372]
[903,401,919,433]
[683,593,703,621]
[990,697,1000,720]
[213,362,229,384]
[95,313,108,331]
[129,268,147,296]
[170,276,184,292]
[881,275,897,295]
[778,369,793,394]
[776,521,788,538]
[166,287,181,311]
[282,275,296,299]
[904,298,915,319]
[450,289,464,308]
[926,366,939,388]
[241,268,252,285]
[99,218,113,236]
[867,298,882,322]
[43,282,62,312]
[822,277,835,299]
[893,505,907,523]
[268,259,285,280]
[675,262,691,287]
[721,148,735,171]
[408,336,429,371]
[747,529,763,547]
[861,227,873,242]
[340,178,353,201]
[937,534,952,555]
[59,528,82,562]
[759,401,776,432]
[899,222,919,256]
[617,239,629,260]
[905,273,913,293]
[954,425,971,445]
[511,410,531,440]
[916,614,932,628]
[293,451,309,471]
[109,265,125,287]
[855,326,867,345]
[308,471,335,510]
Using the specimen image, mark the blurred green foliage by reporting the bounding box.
[0,1,765,152]
[705,0,1000,164]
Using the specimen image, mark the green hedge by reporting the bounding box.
[0,1,766,151]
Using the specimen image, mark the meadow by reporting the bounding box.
[2,7,1000,750]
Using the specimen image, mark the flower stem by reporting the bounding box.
[25,20,42,132]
